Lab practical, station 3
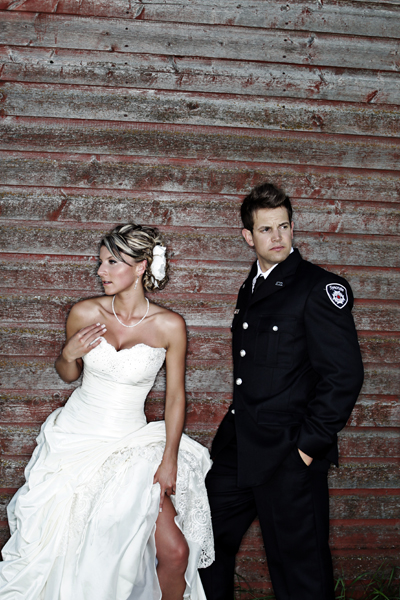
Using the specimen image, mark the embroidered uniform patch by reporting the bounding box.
[326,283,348,309]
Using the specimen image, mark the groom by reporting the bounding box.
[200,182,364,600]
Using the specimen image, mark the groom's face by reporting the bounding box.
[242,206,293,272]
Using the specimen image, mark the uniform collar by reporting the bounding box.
[254,247,294,282]
[249,248,303,304]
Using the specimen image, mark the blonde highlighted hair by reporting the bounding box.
[101,223,169,292]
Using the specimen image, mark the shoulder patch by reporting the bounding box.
[326,283,348,309]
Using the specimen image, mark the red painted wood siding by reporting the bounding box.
[0,0,399,591]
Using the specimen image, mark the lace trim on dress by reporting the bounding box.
[58,444,214,569]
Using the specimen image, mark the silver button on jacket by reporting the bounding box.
[236,378,242,385]
[242,322,249,329]
[240,349,246,357]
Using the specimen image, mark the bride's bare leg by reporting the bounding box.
[155,495,189,600]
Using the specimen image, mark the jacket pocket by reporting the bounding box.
[254,316,297,367]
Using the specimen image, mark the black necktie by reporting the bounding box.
[253,275,264,294]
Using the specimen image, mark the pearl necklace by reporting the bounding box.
[112,296,150,328]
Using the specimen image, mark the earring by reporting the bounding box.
[134,277,139,291]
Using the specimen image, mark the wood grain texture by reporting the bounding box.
[2,46,400,104]
[1,153,400,200]
[2,86,400,137]
[0,422,397,457]
[1,187,399,233]
[238,519,400,551]
[235,550,400,584]
[1,118,400,170]
[1,0,400,39]
[0,488,372,521]
[1,453,398,489]
[1,12,400,71]
[0,255,399,299]
[2,325,400,365]
[1,389,398,427]
[0,221,399,267]
[0,355,398,396]
[1,292,399,331]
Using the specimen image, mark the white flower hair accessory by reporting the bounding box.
[150,245,166,287]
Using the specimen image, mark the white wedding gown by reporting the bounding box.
[0,338,214,599]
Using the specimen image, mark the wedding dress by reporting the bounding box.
[0,338,214,599]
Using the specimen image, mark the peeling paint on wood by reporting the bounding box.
[1,13,400,71]
[2,1,400,39]
[1,46,399,104]
[2,86,400,136]
[1,119,400,170]
[1,153,399,199]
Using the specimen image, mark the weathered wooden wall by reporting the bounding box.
[0,0,399,592]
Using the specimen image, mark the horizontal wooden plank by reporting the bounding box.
[1,454,398,488]
[0,485,390,524]
[0,187,399,233]
[0,520,399,569]
[0,290,399,330]
[328,459,400,488]
[1,0,400,39]
[353,301,400,331]
[2,85,400,137]
[3,485,399,525]
[239,520,400,551]
[0,390,70,423]
[1,389,398,428]
[0,222,398,267]
[0,256,399,299]
[1,13,399,71]
[337,429,400,458]
[1,46,399,104]
[1,422,397,457]
[1,154,400,200]
[348,396,400,427]
[0,354,398,395]
[235,551,400,585]
[1,326,399,364]
[358,332,400,363]
[3,488,397,523]
[329,490,400,519]
[1,120,400,171]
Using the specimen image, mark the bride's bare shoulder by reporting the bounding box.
[151,303,186,335]
[67,296,108,323]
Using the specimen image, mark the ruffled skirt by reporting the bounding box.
[0,408,214,599]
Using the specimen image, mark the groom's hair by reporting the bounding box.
[241,182,293,231]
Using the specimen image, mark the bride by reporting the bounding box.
[0,223,214,600]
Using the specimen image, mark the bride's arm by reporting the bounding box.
[153,312,187,511]
[55,302,107,383]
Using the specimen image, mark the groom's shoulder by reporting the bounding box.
[298,258,351,289]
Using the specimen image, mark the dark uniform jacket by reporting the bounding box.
[211,249,364,488]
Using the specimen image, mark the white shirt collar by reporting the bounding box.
[252,247,294,290]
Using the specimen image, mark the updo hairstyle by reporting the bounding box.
[100,223,169,292]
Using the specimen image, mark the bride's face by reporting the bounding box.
[98,246,144,294]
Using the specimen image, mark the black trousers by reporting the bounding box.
[200,438,335,600]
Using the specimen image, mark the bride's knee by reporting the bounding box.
[159,537,189,573]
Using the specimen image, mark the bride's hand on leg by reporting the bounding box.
[153,459,177,512]
[155,496,189,600]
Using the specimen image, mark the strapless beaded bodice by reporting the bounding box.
[56,339,166,436]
